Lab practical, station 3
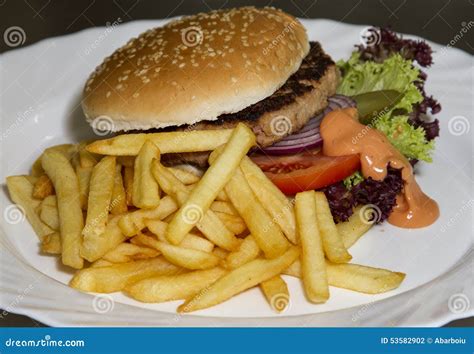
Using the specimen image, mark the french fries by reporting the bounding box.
[179,246,300,313]
[224,235,260,269]
[132,141,161,208]
[83,156,116,241]
[167,123,255,244]
[295,191,329,303]
[32,174,54,199]
[70,257,182,293]
[314,192,352,263]
[145,220,214,253]
[110,164,128,215]
[152,160,239,250]
[133,234,220,270]
[283,259,405,294]
[240,156,297,244]
[6,176,54,239]
[86,129,234,155]
[125,267,227,303]
[118,196,178,237]
[76,165,93,209]
[260,276,290,313]
[7,123,407,314]
[42,150,84,269]
[222,166,289,259]
[338,206,372,249]
[81,214,125,262]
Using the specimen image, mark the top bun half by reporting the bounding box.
[82,7,309,131]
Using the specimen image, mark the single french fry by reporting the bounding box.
[295,191,329,303]
[70,257,182,293]
[240,156,297,244]
[179,246,300,313]
[337,206,372,249]
[102,242,159,263]
[86,129,234,155]
[167,166,201,185]
[32,174,54,199]
[283,259,405,294]
[39,195,59,230]
[83,156,116,242]
[222,166,289,259]
[167,124,256,244]
[118,196,178,237]
[146,220,214,253]
[260,276,290,313]
[76,165,93,210]
[152,160,239,250]
[132,140,161,208]
[314,192,352,263]
[214,212,247,235]
[123,166,134,206]
[42,150,84,269]
[6,176,54,239]
[133,234,219,270]
[212,247,229,260]
[224,235,260,269]
[110,164,128,215]
[125,267,227,303]
[40,232,61,254]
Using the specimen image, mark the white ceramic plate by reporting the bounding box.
[0,19,472,327]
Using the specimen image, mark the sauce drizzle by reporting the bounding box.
[320,108,439,228]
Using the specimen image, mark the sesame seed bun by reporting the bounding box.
[82,7,309,131]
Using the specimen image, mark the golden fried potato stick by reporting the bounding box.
[32,174,54,199]
[132,140,161,208]
[38,195,59,230]
[125,267,227,303]
[83,156,116,242]
[224,235,260,269]
[337,206,372,249]
[70,257,182,293]
[314,192,352,263]
[179,246,299,313]
[295,191,329,303]
[6,176,54,239]
[283,259,405,294]
[110,164,128,215]
[101,242,159,263]
[86,129,234,155]
[133,234,220,270]
[166,124,255,245]
[42,150,84,269]
[240,156,297,244]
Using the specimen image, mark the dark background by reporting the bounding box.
[0,0,472,327]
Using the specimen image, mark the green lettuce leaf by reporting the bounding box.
[336,53,434,162]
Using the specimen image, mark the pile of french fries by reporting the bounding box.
[6,123,405,313]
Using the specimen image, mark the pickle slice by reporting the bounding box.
[351,90,402,125]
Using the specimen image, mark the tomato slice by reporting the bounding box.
[251,151,361,195]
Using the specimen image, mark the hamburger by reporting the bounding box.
[82,6,339,167]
